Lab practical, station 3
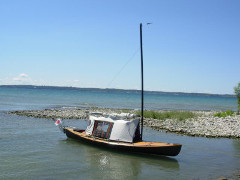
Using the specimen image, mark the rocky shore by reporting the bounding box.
[9,108,240,138]
[145,111,240,138]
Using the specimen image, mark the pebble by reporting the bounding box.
[8,109,240,138]
[146,111,240,138]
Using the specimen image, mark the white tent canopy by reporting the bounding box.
[85,114,140,143]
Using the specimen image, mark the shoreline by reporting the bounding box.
[8,108,240,138]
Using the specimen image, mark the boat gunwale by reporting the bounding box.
[66,128,182,148]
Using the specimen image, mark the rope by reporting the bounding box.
[107,48,140,88]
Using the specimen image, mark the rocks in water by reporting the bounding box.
[9,109,89,119]
[8,109,240,138]
[8,108,134,120]
[145,111,240,138]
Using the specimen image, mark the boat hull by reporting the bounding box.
[64,128,182,156]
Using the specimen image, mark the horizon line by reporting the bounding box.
[0,84,235,96]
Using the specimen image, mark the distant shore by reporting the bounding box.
[0,85,235,97]
[9,108,240,138]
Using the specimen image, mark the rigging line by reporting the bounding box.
[107,48,140,88]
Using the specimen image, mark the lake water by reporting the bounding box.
[1,85,240,179]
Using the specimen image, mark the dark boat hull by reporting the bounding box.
[65,128,182,156]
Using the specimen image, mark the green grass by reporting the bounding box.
[214,110,234,118]
[136,110,197,121]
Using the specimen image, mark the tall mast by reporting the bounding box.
[140,23,144,140]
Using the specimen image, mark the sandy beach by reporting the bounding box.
[9,108,240,138]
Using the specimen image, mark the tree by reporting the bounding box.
[234,82,240,114]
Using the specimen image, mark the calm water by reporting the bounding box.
[0,85,237,111]
[1,86,240,179]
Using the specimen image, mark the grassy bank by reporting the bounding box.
[135,110,198,121]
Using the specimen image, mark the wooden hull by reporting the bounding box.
[64,128,182,156]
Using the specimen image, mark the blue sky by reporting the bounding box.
[0,0,239,94]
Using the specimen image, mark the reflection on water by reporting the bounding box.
[63,139,179,180]
[233,140,240,154]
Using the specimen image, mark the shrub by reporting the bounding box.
[214,110,234,118]
[234,82,240,114]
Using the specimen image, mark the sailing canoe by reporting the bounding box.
[64,128,182,156]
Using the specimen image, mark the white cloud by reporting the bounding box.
[12,73,31,82]
[0,73,49,86]
[19,73,28,78]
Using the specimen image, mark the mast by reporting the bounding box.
[140,23,144,140]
